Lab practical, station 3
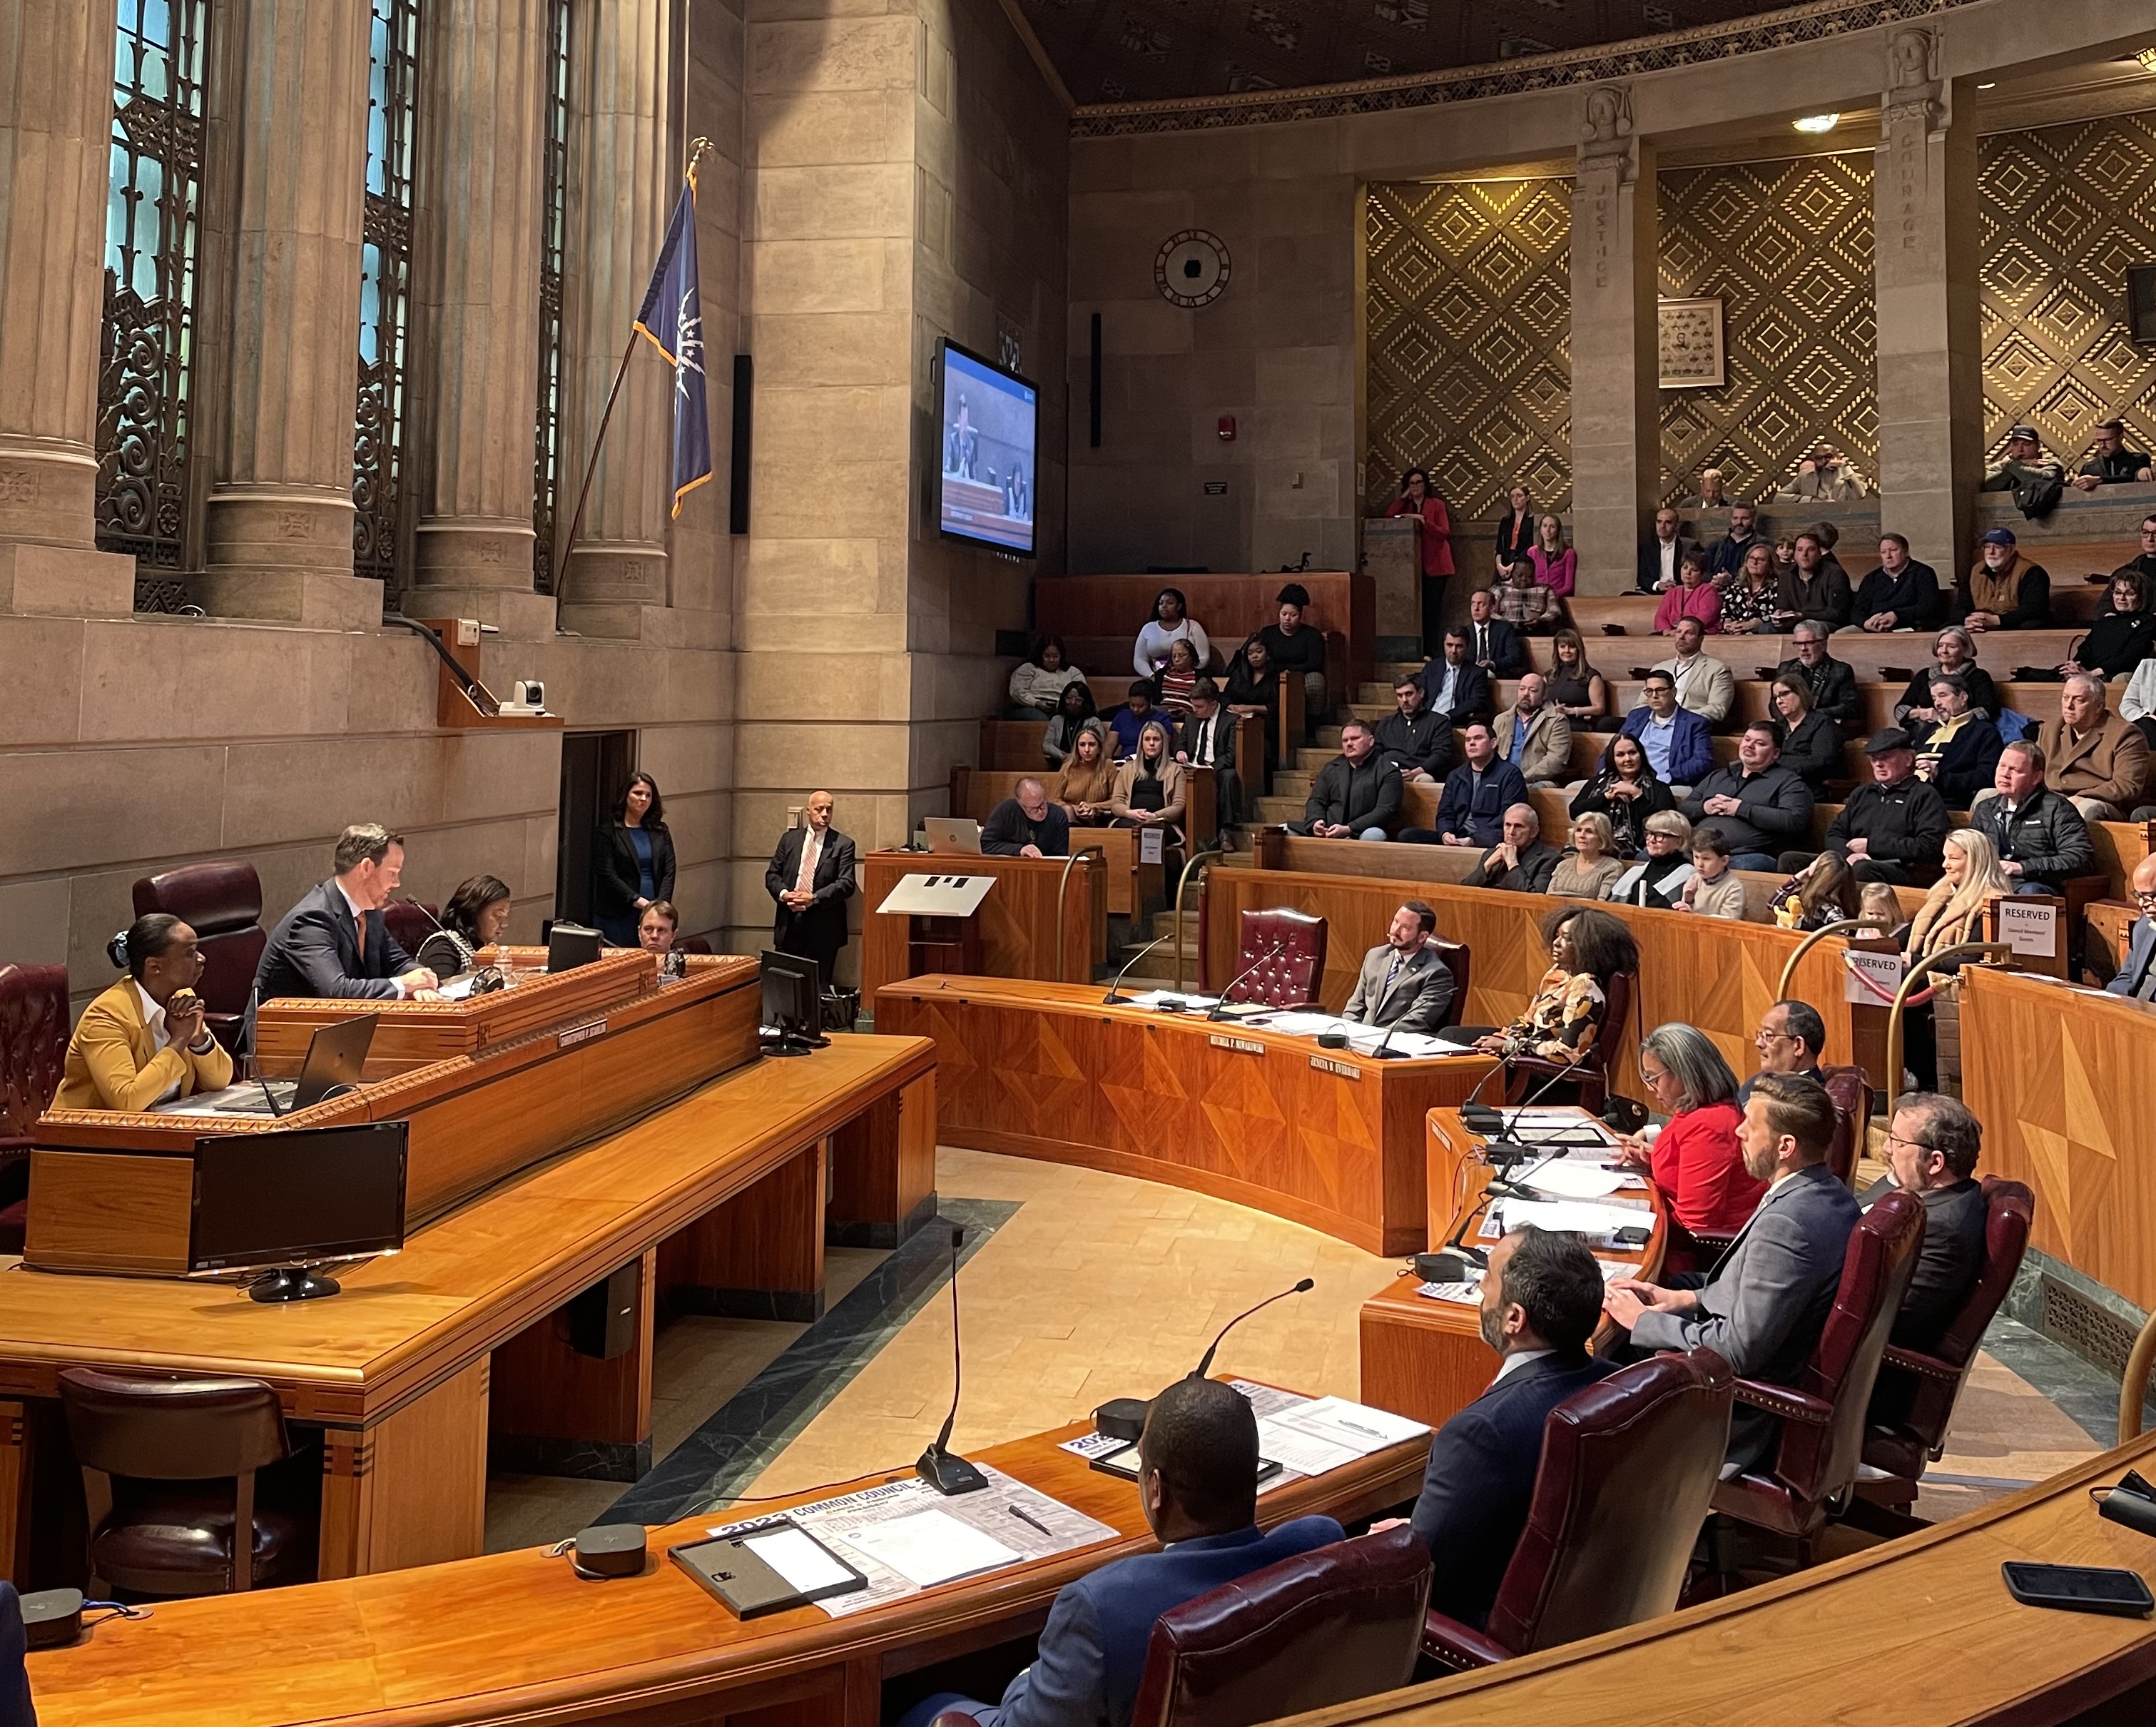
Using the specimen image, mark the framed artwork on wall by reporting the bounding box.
[1658,296,1725,389]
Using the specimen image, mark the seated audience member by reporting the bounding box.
[1776,440,1868,503]
[899,1378,1343,1727]
[1464,586,1527,679]
[1375,675,1456,784]
[1619,672,1712,795]
[2105,854,2156,998]
[1007,634,1085,719]
[639,900,684,978]
[1153,638,1202,719]
[1911,675,2004,805]
[1110,719,1187,846]
[1859,880,1905,933]
[2127,653,2156,760]
[1652,552,1723,636]
[1900,829,2010,1090]
[1709,502,1764,580]
[1295,720,1401,840]
[415,874,512,978]
[1719,542,1781,635]
[1385,467,1456,583]
[1103,680,1155,759]
[1655,619,1735,726]
[983,778,1072,858]
[1773,532,1853,633]
[1677,827,1747,920]
[1971,741,2095,894]
[594,774,675,948]
[1800,729,1952,886]
[2114,513,2156,587]
[1865,1093,1988,1352]
[1617,1024,1761,1235]
[1342,901,1456,1033]
[1054,719,1118,826]
[1605,1073,1861,1469]
[57,913,235,1110]
[1679,724,1813,873]
[1737,1000,1828,1107]
[1850,535,1943,634]
[1953,527,2050,632]
[2057,570,2156,682]
[1468,907,1638,1074]
[1172,677,1239,829]
[1133,586,1209,679]
[1256,583,1328,742]
[1549,812,1624,901]
[1403,723,1525,849]
[1403,1228,1617,1628]
[1637,507,1699,594]
[1497,556,1561,632]
[1419,627,1493,726]
[1770,849,1858,932]
[1980,423,2065,504]
[1776,621,1861,726]
[1690,467,1730,510]
[1768,674,1841,794]
[1491,673,1572,787]
[2072,417,2155,490]
[1221,637,1279,771]
[1525,512,1577,599]
[1896,627,1998,727]
[1545,628,1610,727]
[254,824,439,1018]
[1493,483,1537,581]
[1043,680,1098,769]
[1466,803,1561,893]
[2033,673,2149,822]
[1610,811,1696,908]
[1571,734,1675,857]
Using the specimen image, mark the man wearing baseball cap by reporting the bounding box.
[1952,525,2050,634]
[1785,728,1951,886]
[1980,423,2065,517]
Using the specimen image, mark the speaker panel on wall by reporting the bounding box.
[729,354,753,534]
[1089,313,1102,448]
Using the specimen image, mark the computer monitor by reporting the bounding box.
[548,921,603,971]
[188,1120,409,1303]
[760,949,825,1057]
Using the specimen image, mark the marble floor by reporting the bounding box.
[484,1145,2110,1552]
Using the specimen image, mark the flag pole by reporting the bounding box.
[551,137,714,631]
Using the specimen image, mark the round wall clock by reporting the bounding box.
[1154,230,1231,308]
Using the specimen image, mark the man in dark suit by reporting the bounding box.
[1173,677,1239,829]
[1607,1073,1861,1469]
[1862,1093,1988,1430]
[1400,1225,1617,1628]
[765,790,858,987]
[1418,629,1493,728]
[1464,587,1526,680]
[1775,622,1861,724]
[2105,854,2156,1000]
[1341,901,1455,1033]
[252,825,439,1040]
[1637,507,1700,594]
[1736,1000,1826,1108]
[898,1377,1343,1727]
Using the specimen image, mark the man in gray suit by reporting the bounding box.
[1341,901,1455,1034]
[1605,1072,1861,1469]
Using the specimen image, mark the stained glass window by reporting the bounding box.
[354,0,419,586]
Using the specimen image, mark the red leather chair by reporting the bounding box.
[381,899,439,960]
[1709,1188,1926,1560]
[0,963,68,1252]
[1819,1064,1871,1188]
[1503,970,1632,1111]
[1422,1352,1734,1670]
[133,863,268,1054]
[1226,909,1327,1008]
[1429,938,1470,1031]
[1858,1178,2035,1512]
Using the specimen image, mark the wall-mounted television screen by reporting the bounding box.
[936,338,1037,556]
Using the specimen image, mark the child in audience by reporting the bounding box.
[1497,557,1562,633]
[1678,827,1747,919]
[1155,637,1201,717]
[1105,680,1156,758]
[1859,881,1906,936]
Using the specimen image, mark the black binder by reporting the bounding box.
[668,1519,869,1618]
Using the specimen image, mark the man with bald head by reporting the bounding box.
[2107,854,2156,1000]
[767,790,859,986]
[1490,672,1572,787]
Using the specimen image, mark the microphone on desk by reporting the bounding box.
[1485,1046,1593,1170]
[1094,1278,1315,1442]
[1204,944,1287,1022]
[1457,1053,1512,1136]
[916,1226,989,1496]
[1102,932,1179,1005]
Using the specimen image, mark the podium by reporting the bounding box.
[859,851,1107,1002]
[877,870,995,984]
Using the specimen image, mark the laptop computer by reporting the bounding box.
[922,816,985,854]
[208,1013,380,1115]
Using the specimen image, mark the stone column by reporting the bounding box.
[556,0,673,637]
[195,0,377,630]
[1873,26,1980,579]
[1567,85,1659,595]
[0,0,135,614]
[408,0,555,638]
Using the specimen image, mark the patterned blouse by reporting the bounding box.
[1497,966,1607,1062]
[1718,577,1779,632]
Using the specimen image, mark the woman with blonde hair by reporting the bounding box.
[1548,811,1622,901]
[1901,826,2009,1089]
[1054,719,1117,825]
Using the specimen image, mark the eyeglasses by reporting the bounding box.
[1755,1028,1796,1046]
[1882,1128,1938,1156]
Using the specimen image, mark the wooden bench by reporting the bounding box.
[1034,570,1375,691]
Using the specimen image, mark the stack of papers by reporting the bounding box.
[1518,1160,1631,1200]
[1488,1197,1650,1243]
[1125,989,1221,1011]
[1416,1277,1482,1307]
[1256,1397,1430,1478]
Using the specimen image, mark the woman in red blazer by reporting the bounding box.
[1616,1022,1762,1234]
[1384,467,1455,577]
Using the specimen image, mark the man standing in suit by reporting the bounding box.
[253,825,439,1035]
[1173,677,1239,830]
[898,1377,1343,1727]
[1399,1227,1617,1628]
[766,790,858,987]
[1341,901,1455,1033]
[2106,854,2156,998]
[1465,587,1527,680]
[1605,1073,1861,1469]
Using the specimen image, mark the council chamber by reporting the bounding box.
[6,0,2156,1722]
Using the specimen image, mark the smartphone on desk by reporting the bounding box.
[2001,1561,2155,1619]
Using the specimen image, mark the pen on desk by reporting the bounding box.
[1007,1504,1054,1539]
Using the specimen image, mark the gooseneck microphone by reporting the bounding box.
[1191,1277,1316,1379]
[1102,932,1179,1005]
[916,1227,988,1496]
[1095,1277,1316,1440]
[1204,943,1287,1021]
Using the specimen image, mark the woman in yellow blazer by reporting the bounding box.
[56,914,234,1111]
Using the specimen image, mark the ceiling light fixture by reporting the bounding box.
[1792,113,1841,134]
[1977,81,1996,90]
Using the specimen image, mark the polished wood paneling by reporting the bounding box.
[21,1152,193,1275]
[827,1072,938,1247]
[877,978,1497,1256]
[320,1359,491,1580]
[950,769,1179,908]
[490,1249,657,1456]
[860,851,1107,1004]
[1034,571,1376,685]
[659,1142,828,1312]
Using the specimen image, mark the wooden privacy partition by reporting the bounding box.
[1033,570,1377,688]
[859,850,1107,1002]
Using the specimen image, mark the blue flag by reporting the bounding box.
[634,173,712,517]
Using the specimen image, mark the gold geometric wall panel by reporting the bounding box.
[1978,111,2156,468]
[1655,153,1877,509]
[1364,178,1574,521]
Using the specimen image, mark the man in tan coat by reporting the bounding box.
[1490,672,1574,787]
[2036,674,2149,822]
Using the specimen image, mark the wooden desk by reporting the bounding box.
[875,977,1497,1255]
[22,1393,1426,1727]
[0,1034,937,1586]
[1358,1107,1667,1431]
[948,769,1170,914]
[860,851,1107,1005]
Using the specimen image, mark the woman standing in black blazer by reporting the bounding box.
[594,772,676,946]
[1493,483,1535,577]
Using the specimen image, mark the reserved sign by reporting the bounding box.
[1995,897,2058,958]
